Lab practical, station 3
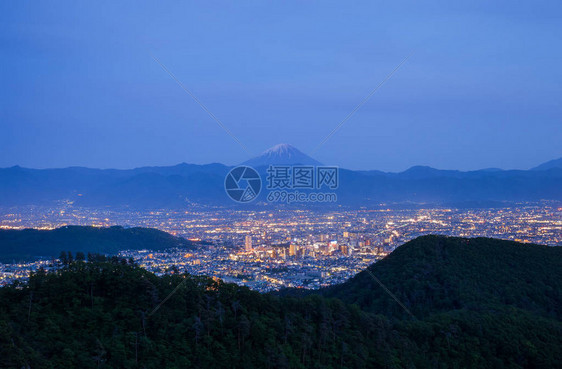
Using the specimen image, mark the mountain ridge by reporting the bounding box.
[1,149,561,208]
[316,235,562,319]
[532,157,562,171]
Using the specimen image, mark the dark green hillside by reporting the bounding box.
[0,260,415,369]
[321,235,562,319]
[0,235,561,368]
[0,226,195,262]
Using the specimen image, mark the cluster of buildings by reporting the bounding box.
[0,202,560,289]
[0,260,55,287]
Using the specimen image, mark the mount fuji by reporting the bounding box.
[242,144,323,167]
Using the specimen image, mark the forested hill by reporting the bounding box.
[1,236,561,368]
[0,226,195,263]
[319,235,562,319]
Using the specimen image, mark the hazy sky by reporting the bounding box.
[1,1,561,171]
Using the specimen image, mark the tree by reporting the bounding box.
[75,252,85,261]
[59,251,68,265]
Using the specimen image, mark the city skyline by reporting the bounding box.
[2,202,560,290]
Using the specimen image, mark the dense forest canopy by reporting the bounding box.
[0,235,561,368]
[319,235,562,319]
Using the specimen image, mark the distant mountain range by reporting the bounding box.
[1,144,561,208]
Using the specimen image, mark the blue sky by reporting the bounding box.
[1,1,561,171]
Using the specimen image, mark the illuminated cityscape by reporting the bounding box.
[1,202,560,290]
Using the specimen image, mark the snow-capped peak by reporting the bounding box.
[242,144,323,167]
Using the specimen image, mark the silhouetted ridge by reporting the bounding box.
[321,235,562,319]
[532,157,562,171]
[0,226,197,262]
[1,158,561,207]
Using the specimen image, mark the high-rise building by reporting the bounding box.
[289,244,297,257]
[245,235,252,252]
